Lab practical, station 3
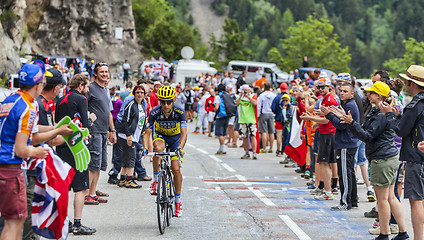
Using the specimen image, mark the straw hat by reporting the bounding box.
[399,65,424,87]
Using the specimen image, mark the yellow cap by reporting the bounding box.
[193,86,199,90]
[363,81,390,97]
[281,94,290,100]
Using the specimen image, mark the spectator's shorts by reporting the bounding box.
[317,134,335,163]
[57,146,89,192]
[398,162,405,184]
[228,116,236,125]
[0,168,27,219]
[233,116,240,131]
[313,130,320,155]
[88,133,108,171]
[207,112,215,122]
[119,137,136,168]
[275,121,283,130]
[215,117,230,137]
[152,131,180,152]
[404,162,424,200]
[355,141,367,166]
[258,113,275,134]
[185,103,193,111]
[370,155,399,188]
[239,123,257,138]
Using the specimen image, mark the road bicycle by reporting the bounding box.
[147,151,181,234]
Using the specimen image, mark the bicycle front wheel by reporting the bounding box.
[166,170,175,226]
[157,171,167,234]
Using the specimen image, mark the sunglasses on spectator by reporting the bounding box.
[316,85,326,90]
[135,91,145,94]
[160,100,173,105]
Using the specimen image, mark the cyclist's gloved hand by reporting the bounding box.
[175,147,184,157]
[140,148,148,157]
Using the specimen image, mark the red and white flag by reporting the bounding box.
[284,110,307,166]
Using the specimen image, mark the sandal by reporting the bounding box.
[96,190,109,197]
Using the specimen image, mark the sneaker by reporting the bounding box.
[175,202,183,217]
[150,182,158,195]
[69,221,74,232]
[84,196,99,205]
[208,133,212,137]
[118,179,127,187]
[193,131,200,134]
[332,188,339,195]
[357,178,365,185]
[306,179,315,186]
[215,151,227,155]
[295,168,304,174]
[252,153,257,160]
[304,170,311,179]
[368,225,399,235]
[280,158,290,164]
[267,150,273,153]
[241,153,250,159]
[368,190,377,202]
[73,225,96,235]
[276,151,281,157]
[330,204,349,211]
[203,131,206,134]
[285,162,297,168]
[314,192,334,200]
[373,220,380,228]
[310,188,323,195]
[136,175,152,181]
[260,149,266,153]
[364,207,378,218]
[92,195,107,203]
[107,175,119,185]
[391,232,410,240]
[307,185,316,189]
[126,178,142,188]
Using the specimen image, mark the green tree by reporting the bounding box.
[274,16,350,73]
[208,18,251,67]
[383,38,424,77]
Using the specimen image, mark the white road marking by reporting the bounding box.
[248,187,275,206]
[221,163,236,172]
[215,186,222,190]
[197,148,208,154]
[235,174,252,186]
[279,215,311,240]
[208,155,222,162]
[186,143,194,148]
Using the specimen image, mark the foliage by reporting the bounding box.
[132,0,205,60]
[207,18,251,68]
[383,38,424,78]
[218,0,424,77]
[269,16,350,74]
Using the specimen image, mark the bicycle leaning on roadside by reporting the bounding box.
[147,149,182,234]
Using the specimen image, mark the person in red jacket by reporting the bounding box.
[205,89,217,137]
[149,81,161,108]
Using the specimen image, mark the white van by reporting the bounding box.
[175,59,217,86]
[228,60,289,84]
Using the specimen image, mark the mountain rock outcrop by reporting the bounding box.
[0,0,142,75]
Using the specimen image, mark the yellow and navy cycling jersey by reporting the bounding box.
[147,105,187,136]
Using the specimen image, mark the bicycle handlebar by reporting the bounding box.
[147,152,178,157]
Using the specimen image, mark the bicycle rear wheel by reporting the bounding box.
[157,171,167,234]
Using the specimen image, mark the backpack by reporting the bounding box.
[217,92,237,117]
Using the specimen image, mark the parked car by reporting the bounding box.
[228,60,289,84]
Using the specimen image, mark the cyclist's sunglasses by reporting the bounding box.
[97,62,108,66]
[160,100,173,105]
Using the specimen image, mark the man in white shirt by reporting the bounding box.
[122,60,130,83]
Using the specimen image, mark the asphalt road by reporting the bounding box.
[63,121,413,240]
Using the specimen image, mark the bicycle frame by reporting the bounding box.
[147,151,180,234]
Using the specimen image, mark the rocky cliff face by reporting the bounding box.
[0,0,142,76]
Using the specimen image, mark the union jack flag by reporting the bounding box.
[151,63,164,76]
[25,146,75,240]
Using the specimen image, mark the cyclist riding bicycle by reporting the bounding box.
[143,85,187,217]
